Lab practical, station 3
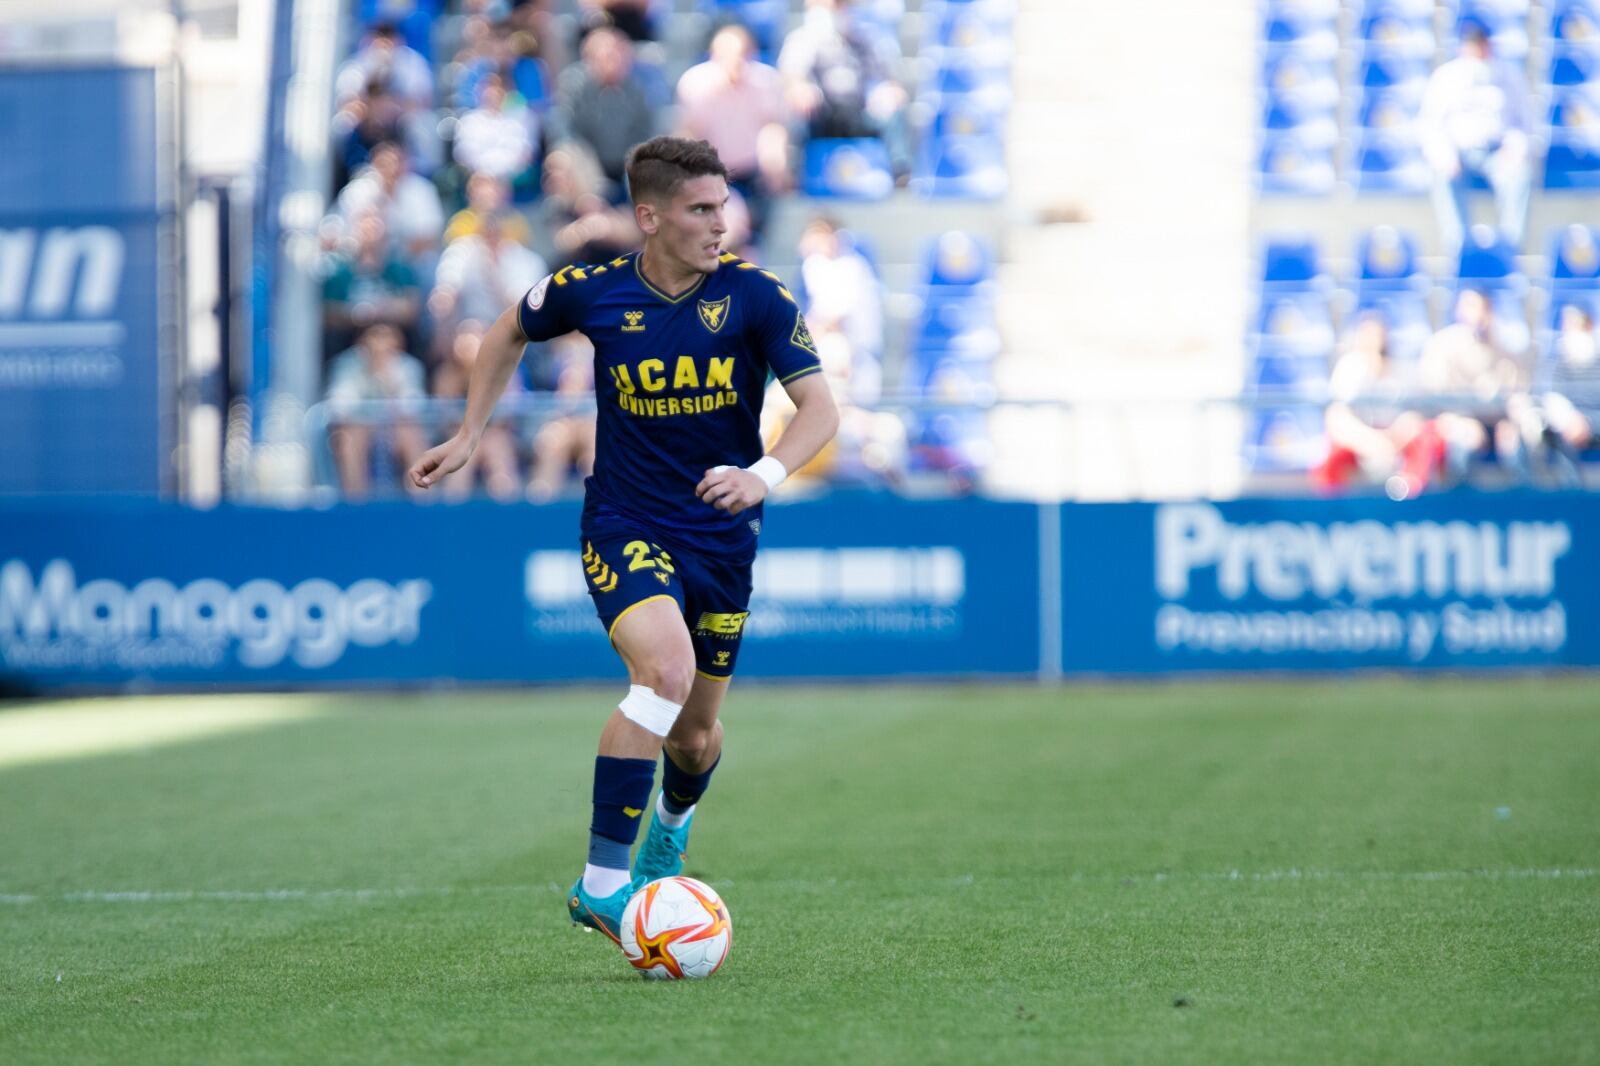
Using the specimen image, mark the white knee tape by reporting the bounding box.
[619,685,683,737]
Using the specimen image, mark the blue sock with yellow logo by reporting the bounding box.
[584,756,655,897]
[657,751,720,828]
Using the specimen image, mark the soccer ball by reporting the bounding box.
[619,876,732,980]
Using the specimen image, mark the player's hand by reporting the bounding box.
[408,433,475,490]
[696,465,767,516]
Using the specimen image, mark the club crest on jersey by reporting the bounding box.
[790,310,818,354]
[697,295,731,334]
[622,310,646,333]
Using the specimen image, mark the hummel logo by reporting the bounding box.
[622,310,646,332]
[623,806,644,818]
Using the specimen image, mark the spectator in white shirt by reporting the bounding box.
[335,23,435,112]
[335,141,447,265]
[429,212,549,349]
[451,74,538,186]
[1417,19,1532,253]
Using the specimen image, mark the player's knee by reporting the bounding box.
[667,721,718,764]
[636,659,694,706]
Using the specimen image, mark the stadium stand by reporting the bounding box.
[310,0,1016,499]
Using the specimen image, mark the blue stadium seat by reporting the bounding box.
[1357,9,1435,59]
[1359,52,1431,92]
[1547,84,1600,130]
[1550,0,1600,44]
[927,101,1004,141]
[802,138,895,200]
[1243,406,1329,474]
[1550,44,1600,87]
[920,231,995,290]
[1356,87,1421,132]
[1351,133,1431,194]
[1452,1,1532,59]
[1258,132,1337,195]
[1263,98,1339,149]
[1550,224,1600,285]
[1355,226,1426,292]
[1263,1,1340,59]
[1247,347,1332,394]
[1546,139,1600,188]
[1262,52,1340,112]
[1260,236,1325,290]
[1253,291,1336,357]
[923,0,1014,65]
[1456,225,1522,284]
[911,134,1007,199]
[357,0,441,61]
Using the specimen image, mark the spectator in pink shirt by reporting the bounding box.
[676,23,791,246]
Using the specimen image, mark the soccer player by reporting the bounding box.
[407,137,839,941]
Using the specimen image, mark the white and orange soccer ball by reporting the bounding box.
[619,876,732,980]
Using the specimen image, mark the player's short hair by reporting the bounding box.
[625,137,728,206]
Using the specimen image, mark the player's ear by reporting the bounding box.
[634,200,659,236]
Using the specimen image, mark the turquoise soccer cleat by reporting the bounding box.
[633,807,693,882]
[567,874,643,944]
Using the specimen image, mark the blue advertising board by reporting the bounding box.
[0,67,168,494]
[0,495,1039,690]
[1061,492,1600,673]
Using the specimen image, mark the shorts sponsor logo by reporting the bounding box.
[694,611,749,638]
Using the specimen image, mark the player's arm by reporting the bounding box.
[408,302,528,489]
[698,372,838,515]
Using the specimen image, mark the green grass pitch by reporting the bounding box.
[2,677,1597,1064]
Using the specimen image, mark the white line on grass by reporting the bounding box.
[0,868,1591,906]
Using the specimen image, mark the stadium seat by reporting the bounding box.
[1243,406,1329,473]
[1451,1,1532,59]
[1262,1,1340,60]
[1549,223,1600,285]
[1259,236,1326,290]
[920,231,994,289]
[1357,9,1435,60]
[1264,92,1339,148]
[1356,87,1421,132]
[1262,52,1340,112]
[802,138,895,200]
[1351,133,1431,194]
[911,134,1007,199]
[1544,140,1600,188]
[1359,52,1430,93]
[1247,347,1331,395]
[1550,44,1600,87]
[1355,226,1426,292]
[1258,132,1337,195]
[1456,225,1523,286]
[1253,290,1337,357]
[922,0,1014,66]
[1550,0,1600,44]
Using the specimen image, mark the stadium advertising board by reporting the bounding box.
[0,67,173,494]
[0,496,1038,690]
[1061,492,1599,672]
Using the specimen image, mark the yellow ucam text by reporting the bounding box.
[608,355,737,417]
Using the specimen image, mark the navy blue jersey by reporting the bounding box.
[516,252,822,557]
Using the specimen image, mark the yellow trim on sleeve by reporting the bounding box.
[778,364,823,385]
[695,670,732,683]
[607,594,678,643]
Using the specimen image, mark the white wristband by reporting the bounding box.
[746,455,787,492]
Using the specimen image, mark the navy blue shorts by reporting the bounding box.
[579,502,754,681]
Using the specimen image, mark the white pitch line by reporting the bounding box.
[0,868,1591,906]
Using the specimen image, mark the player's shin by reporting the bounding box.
[657,750,719,828]
[585,755,657,898]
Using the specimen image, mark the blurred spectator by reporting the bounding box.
[577,0,657,43]
[1503,304,1600,486]
[797,216,883,404]
[534,142,640,266]
[554,26,659,194]
[336,22,435,111]
[1418,19,1532,252]
[1313,313,1438,496]
[330,78,437,189]
[323,210,423,355]
[451,73,539,191]
[779,0,910,171]
[444,171,532,246]
[325,324,429,499]
[430,320,524,501]
[335,141,446,265]
[676,24,791,245]
[527,337,598,500]
[429,212,548,355]
[1419,288,1530,480]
